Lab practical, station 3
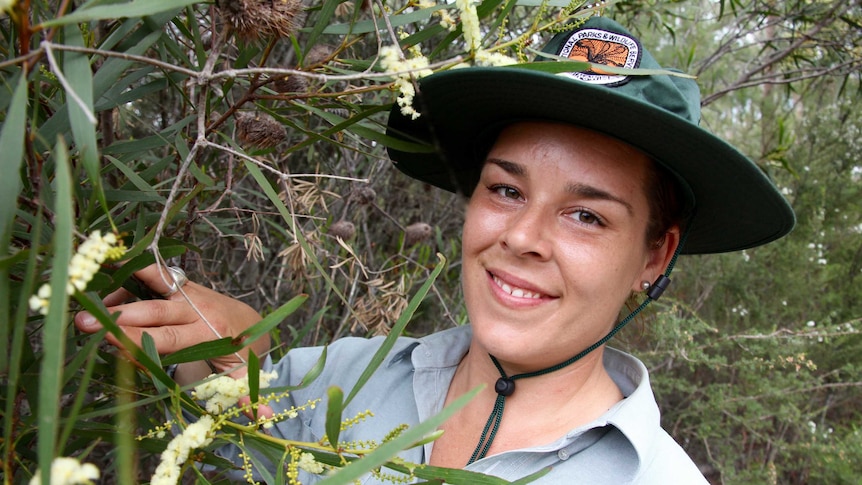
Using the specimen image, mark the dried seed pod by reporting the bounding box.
[404,222,432,247]
[235,112,287,149]
[218,0,305,43]
[303,44,334,67]
[272,74,308,94]
[328,220,356,240]
[351,186,376,205]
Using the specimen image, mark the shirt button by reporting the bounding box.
[557,449,569,460]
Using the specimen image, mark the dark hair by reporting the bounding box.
[643,159,692,249]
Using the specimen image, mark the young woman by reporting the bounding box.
[76,17,794,484]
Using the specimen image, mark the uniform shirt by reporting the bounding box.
[219,325,707,484]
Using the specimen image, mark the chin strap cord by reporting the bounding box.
[466,228,690,465]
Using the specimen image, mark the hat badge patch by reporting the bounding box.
[557,28,642,86]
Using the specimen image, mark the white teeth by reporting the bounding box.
[493,275,542,299]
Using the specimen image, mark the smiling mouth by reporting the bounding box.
[491,274,545,299]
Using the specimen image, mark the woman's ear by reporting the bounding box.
[634,225,681,293]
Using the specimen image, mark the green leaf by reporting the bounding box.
[64,23,110,217]
[39,0,200,27]
[318,5,446,35]
[238,294,309,345]
[0,71,28,374]
[344,253,447,406]
[316,385,482,485]
[104,155,163,202]
[303,0,343,52]
[37,138,75,482]
[294,102,434,154]
[242,160,349,305]
[390,460,550,484]
[141,333,170,395]
[248,351,261,420]
[160,338,243,366]
[0,72,27,248]
[324,386,345,448]
[524,50,697,79]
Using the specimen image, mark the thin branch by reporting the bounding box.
[704,0,853,105]
[42,42,97,124]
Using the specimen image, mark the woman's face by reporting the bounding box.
[461,122,677,371]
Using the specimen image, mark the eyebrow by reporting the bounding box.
[486,158,634,215]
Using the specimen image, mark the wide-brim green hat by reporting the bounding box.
[386,16,795,255]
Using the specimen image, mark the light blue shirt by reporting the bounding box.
[219,325,707,484]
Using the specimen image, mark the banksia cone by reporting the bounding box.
[272,74,308,94]
[328,220,356,240]
[303,44,334,67]
[235,112,287,149]
[351,186,376,205]
[404,222,432,247]
[218,0,305,42]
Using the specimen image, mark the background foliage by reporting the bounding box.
[1,0,861,484]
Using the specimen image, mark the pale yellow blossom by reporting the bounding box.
[475,49,518,67]
[297,452,324,474]
[379,45,433,120]
[151,415,216,485]
[456,0,481,51]
[29,457,99,485]
[30,230,126,315]
[192,370,279,414]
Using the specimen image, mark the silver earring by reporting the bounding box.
[641,281,651,291]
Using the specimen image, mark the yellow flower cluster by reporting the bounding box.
[455,0,481,52]
[150,415,216,485]
[29,457,99,485]
[0,0,18,15]
[29,230,126,315]
[192,370,279,414]
[380,45,433,120]
[286,447,326,485]
[475,49,518,67]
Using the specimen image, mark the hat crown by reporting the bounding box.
[543,17,702,126]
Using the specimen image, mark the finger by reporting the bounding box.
[102,286,136,307]
[132,264,189,298]
[238,395,275,421]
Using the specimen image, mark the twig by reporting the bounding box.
[42,42,97,124]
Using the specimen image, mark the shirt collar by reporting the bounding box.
[403,325,663,475]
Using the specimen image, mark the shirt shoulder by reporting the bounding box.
[632,429,709,484]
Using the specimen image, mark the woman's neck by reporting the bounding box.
[428,343,624,467]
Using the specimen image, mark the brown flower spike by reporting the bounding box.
[235,112,287,149]
[217,0,305,42]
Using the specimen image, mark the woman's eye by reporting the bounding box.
[570,210,601,225]
[493,185,521,200]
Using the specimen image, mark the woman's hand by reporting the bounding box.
[74,264,269,384]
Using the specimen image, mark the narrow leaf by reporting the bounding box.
[160,338,242,366]
[524,50,696,78]
[0,72,28,373]
[0,72,28,246]
[316,385,482,485]
[303,0,342,53]
[37,138,75,481]
[248,351,261,420]
[237,294,309,344]
[324,386,345,448]
[344,253,447,406]
[39,0,199,27]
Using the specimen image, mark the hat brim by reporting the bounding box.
[386,67,795,255]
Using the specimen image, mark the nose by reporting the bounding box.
[500,204,553,260]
